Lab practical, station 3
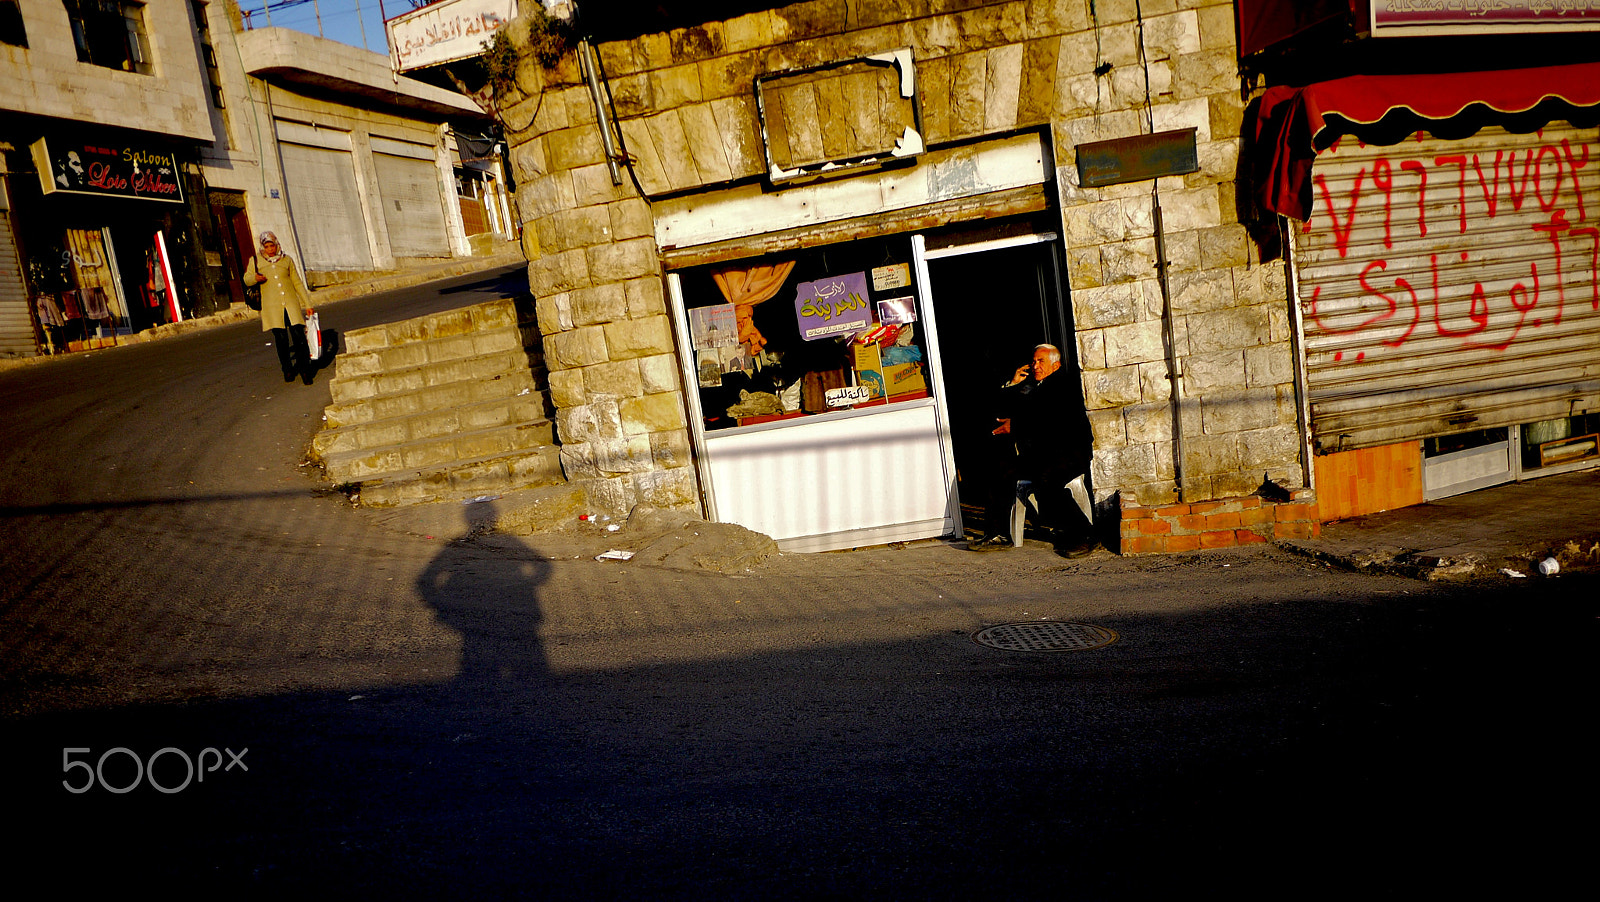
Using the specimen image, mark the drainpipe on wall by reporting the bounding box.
[578,39,623,187]
[1151,181,1188,503]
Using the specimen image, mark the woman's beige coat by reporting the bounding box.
[243,253,311,332]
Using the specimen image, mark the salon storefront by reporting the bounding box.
[2,122,200,355]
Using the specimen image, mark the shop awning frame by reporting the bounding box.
[1249,62,1600,221]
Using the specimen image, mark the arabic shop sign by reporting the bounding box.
[31,137,184,203]
[388,0,516,72]
[794,271,873,340]
[1371,0,1600,37]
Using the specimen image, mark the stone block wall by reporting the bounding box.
[500,0,1304,517]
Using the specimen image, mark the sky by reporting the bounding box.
[237,0,405,56]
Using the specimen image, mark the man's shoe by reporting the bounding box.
[1055,539,1098,559]
[969,535,1013,551]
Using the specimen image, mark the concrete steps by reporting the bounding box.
[313,296,566,507]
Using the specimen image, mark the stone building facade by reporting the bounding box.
[498,0,1307,543]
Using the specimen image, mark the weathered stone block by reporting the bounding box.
[1235,263,1288,305]
[557,397,624,445]
[592,436,656,474]
[1170,268,1235,316]
[546,125,606,171]
[1183,431,1241,478]
[606,198,653,242]
[589,237,660,282]
[950,51,987,137]
[509,137,547,184]
[615,118,671,195]
[583,359,644,398]
[725,10,778,53]
[699,51,761,101]
[1124,401,1175,444]
[1063,200,1127,246]
[639,353,682,393]
[1183,349,1246,394]
[1103,319,1167,368]
[670,22,725,64]
[536,292,574,333]
[650,428,693,468]
[917,55,952,144]
[1025,0,1092,37]
[619,391,687,435]
[1088,407,1127,449]
[1083,364,1143,409]
[528,247,591,296]
[984,43,1024,132]
[1142,9,1201,60]
[681,102,734,184]
[1093,441,1159,492]
[644,111,701,190]
[559,442,602,480]
[1187,305,1271,353]
[1072,281,1140,330]
[1201,389,1279,434]
[544,325,609,370]
[710,95,764,178]
[1172,48,1238,101]
[1102,237,1157,283]
[1240,424,1301,471]
[624,277,667,318]
[632,465,699,508]
[1139,360,1173,403]
[1017,37,1059,125]
[651,62,704,108]
[1077,328,1106,370]
[1245,343,1294,388]
[548,367,585,409]
[603,315,675,360]
[571,282,629,327]
[524,171,578,219]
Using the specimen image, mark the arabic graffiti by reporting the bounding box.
[794,271,873,340]
[1301,131,1599,361]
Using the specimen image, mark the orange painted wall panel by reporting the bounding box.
[1314,443,1424,521]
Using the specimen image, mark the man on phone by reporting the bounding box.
[970,344,1097,556]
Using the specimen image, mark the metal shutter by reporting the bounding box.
[0,210,36,357]
[373,152,450,258]
[280,143,373,271]
[1294,123,1600,452]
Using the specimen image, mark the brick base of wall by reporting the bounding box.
[1117,491,1321,555]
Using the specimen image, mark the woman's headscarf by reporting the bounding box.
[258,232,286,263]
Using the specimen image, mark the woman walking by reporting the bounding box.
[244,231,315,384]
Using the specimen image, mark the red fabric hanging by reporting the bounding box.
[1250,62,1600,221]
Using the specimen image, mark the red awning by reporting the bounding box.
[1250,63,1600,221]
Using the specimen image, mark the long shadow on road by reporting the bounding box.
[6,528,1595,898]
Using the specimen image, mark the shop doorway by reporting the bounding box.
[915,233,1077,535]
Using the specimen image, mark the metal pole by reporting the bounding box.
[1152,181,1187,502]
[579,39,623,186]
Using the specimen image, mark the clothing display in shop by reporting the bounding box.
[35,295,64,328]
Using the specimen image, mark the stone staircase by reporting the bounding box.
[312,297,565,508]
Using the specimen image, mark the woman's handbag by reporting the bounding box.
[244,283,262,311]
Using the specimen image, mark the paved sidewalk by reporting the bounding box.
[1283,466,1600,580]
[1,249,527,371]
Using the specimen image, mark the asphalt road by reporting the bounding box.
[1,266,1594,898]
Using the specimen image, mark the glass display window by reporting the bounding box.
[675,235,933,431]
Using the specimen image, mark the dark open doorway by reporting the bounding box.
[923,236,1077,535]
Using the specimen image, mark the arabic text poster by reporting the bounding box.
[689,303,738,350]
[794,271,873,340]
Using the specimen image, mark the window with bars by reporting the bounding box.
[64,0,152,75]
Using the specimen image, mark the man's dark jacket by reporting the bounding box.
[998,369,1093,484]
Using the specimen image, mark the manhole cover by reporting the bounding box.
[972,621,1118,653]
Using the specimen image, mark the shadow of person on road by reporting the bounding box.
[415,500,551,691]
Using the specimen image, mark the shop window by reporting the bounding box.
[65,0,152,75]
[1422,427,1506,458]
[1,0,27,46]
[676,236,933,432]
[1521,413,1600,470]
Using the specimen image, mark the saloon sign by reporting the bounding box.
[31,137,183,203]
